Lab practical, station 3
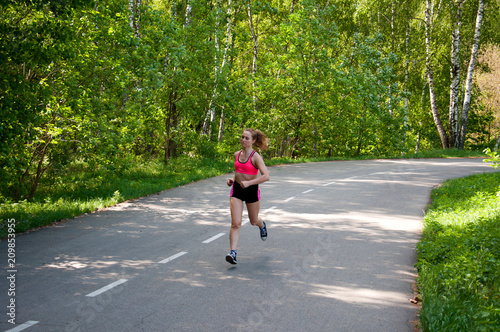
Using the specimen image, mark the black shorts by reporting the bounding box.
[230,181,260,203]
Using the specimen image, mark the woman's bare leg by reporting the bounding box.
[229,197,244,250]
[246,200,264,228]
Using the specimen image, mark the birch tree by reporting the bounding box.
[425,0,449,148]
[457,0,485,149]
[448,0,464,148]
[217,0,234,142]
[201,2,222,138]
[247,0,259,112]
[202,0,233,140]
[129,0,142,38]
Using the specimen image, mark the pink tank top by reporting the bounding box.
[235,150,258,175]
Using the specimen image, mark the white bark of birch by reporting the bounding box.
[203,0,233,139]
[184,0,192,27]
[426,0,449,148]
[218,0,233,142]
[129,0,141,38]
[248,1,258,112]
[404,24,410,143]
[417,67,429,154]
[458,0,484,149]
[449,0,464,148]
[202,3,222,138]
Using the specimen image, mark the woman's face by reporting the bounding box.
[241,131,255,148]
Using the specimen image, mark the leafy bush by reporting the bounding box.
[484,148,500,169]
[0,156,233,238]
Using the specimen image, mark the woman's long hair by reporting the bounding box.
[245,128,269,151]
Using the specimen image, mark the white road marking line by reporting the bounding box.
[284,196,296,203]
[344,176,359,180]
[86,279,128,298]
[323,181,336,186]
[302,189,314,194]
[263,206,277,213]
[159,251,188,264]
[202,232,226,243]
[5,321,39,332]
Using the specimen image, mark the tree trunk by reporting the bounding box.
[13,132,53,201]
[404,24,410,139]
[247,1,258,112]
[203,0,233,139]
[425,0,449,149]
[184,0,192,27]
[129,0,141,38]
[417,74,428,154]
[457,0,484,149]
[165,92,173,164]
[165,90,179,163]
[26,136,52,200]
[416,129,421,153]
[218,107,225,142]
[376,10,382,112]
[449,0,464,148]
[202,2,221,138]
[388,0,396,116]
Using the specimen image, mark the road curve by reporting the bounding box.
[0,158,496,332]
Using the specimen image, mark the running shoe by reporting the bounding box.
[226,251,237,264]
[260,221,267,241]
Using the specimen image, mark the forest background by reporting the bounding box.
[1,0,500,207]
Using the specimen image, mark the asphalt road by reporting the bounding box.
[0,158,496,332]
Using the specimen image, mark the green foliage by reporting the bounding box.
[416,172,500,331]
[1,0,499,204]
[484,148,500,169]
[0,0,144,201]
[466,99,496,150]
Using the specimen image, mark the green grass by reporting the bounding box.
[0,148,491,239]
[0,156,233,237]
[416,171,500,332]
[401,148,486,159]
[266,148,485,166]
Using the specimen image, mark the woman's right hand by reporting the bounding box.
[227,179,234,186]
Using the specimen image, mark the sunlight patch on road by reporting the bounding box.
[308,284,404,308]
[39,255,156,271]
[263,208,421,233]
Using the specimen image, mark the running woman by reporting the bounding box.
[226,128,270,264]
